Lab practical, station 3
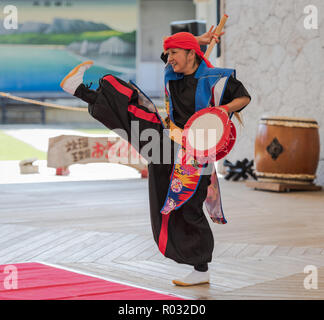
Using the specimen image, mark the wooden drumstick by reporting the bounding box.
[204,14,228,59]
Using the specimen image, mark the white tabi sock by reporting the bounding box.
[60,60,93,95]
[172,269,210,286]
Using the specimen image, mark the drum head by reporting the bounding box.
[183,107,231,160]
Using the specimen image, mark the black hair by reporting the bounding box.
[184,49,202,66]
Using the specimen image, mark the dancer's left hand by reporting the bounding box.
[196,25,225,45]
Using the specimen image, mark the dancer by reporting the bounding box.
[60,29,250,286]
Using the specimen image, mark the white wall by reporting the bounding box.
[217,0,324,186]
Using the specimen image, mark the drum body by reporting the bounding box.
[255,117,320,185]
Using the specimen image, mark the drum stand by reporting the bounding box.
[245,180,322,192]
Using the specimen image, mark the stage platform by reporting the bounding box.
[0,177,323,300]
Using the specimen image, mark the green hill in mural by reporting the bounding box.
[0,18,136,45]
[0,30,136,45]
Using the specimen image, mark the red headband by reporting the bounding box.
[163,32,213,68]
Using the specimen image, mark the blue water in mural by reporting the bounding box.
[0,45,126,92]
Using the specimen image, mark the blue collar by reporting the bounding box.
[164,59,208,83]
[194,59,210,78]
[164,61,235,121]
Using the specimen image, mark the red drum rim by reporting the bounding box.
[215,120,236,161]
[183,107,231,160]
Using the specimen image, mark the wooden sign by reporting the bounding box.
[47,135,147,175]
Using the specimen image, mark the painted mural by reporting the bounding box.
[0,0,137,92]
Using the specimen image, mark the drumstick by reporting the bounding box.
[204,14,228,59]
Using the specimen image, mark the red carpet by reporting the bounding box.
[0,262,183,300]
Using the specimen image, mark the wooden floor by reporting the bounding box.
[0,177,324,300]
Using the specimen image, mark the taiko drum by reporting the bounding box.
[254,116,320,185]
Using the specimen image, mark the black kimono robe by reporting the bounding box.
[77,63,250,268]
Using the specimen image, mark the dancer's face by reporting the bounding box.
[167,48,197,75]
